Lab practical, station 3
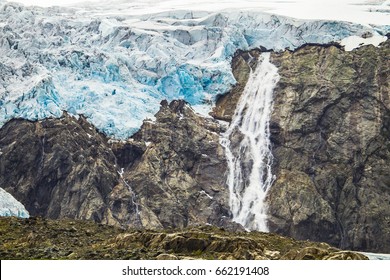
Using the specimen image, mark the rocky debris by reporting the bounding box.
[215,40,390,253]
[156,253,179,260]
[0,101,238,230]
[0,216,368,260]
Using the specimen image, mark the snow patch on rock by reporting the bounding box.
[341,34,388,51]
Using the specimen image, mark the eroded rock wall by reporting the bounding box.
[268,41,390,252]
[0,101,239,230]
[0,114,125,222]
[124,100,237,230]
[215,41,390,252]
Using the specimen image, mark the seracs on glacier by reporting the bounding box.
[0,0,389,139]
[0,187,29,218]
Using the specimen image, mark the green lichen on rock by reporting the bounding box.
[213,40,390,253]
[0,217,367,260]
[268,41,390,253]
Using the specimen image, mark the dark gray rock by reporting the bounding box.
[267,41,390,253]
[0,102,241,231]
[129,100,240,230]
[213,40,390,253]
[0,113,131,223]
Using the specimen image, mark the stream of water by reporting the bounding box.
[221,52,280,231]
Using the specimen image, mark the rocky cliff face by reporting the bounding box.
[268,41,390,253]
[215,40,390,253]
[211,49,262,122]
[118,100,238,230]
[1,38,389,253]
[0,101,238,230]
[0,113,137,225]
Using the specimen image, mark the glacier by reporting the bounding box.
[0,0,389,139]
[0,187,29,218]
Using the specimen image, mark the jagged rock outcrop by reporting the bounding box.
[0,216,368,260]
[215,40,390,253]
[0,101,238,230]
[125,100,237,230]
[0,113,138,225]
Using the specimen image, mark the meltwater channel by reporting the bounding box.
[221,52,280,232]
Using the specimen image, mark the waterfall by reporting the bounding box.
[118,168,142,228]
[221,52,279,232]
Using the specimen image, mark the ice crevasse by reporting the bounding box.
[0,0,389,139]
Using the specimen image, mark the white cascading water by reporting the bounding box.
[221,52,280,232]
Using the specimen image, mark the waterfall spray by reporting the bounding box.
[221,52,279,231]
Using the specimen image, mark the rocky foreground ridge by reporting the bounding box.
[0,40,389,254]
[0,216,367,260]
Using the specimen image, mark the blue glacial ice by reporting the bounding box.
[0,187,29,218]
[0,1,389,139]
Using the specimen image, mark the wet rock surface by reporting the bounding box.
[0,216,368,260]
[215,41,390,253]
[125,100,238,230]
[212,49,262,121]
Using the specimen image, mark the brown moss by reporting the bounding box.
[0,217,368,260]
